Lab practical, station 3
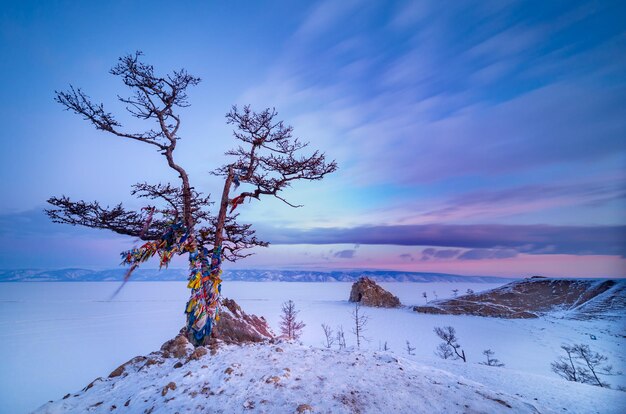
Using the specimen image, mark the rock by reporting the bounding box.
[194,297,275,347]
[82,377,103,391]
[161,382,176,396]
[161,334,193,359]
[108,356,148,378]
[143,358,162,368]
[349,277,401,308]
[108,365,125,378]
[187,346,208,361]
[296,404,314,413]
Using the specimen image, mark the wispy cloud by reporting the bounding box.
[421,248,461,260]
[260,223,626,256]
[333,249,356,259]
[240,0,626,186]
[418,177,626,223]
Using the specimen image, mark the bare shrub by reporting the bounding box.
[321,323,334,349]
[351,302,369,349]
[279,300,305,340]
[552,344,619,388]
[406,340,416,356]
[434,326,466,362]
[480,349,504,367]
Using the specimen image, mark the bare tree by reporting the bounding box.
[406,340,416,356]
[551,345,579,382]
[321,323,335,349]
[336,325,346,349]
[480,349,504,367]
[422,292,428,303]
[452,289,459,297]
[432,290,438,300]
[552,344,618,387]
[435,343,454,360]
[383,341,390,351]
[47,52,336,346]
[351,301,369,349]
[466,288,474,295]
[280,300,305,341]
[434,326,466,362]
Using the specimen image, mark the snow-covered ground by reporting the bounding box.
[1,281,624,413]
[33,342,625,414]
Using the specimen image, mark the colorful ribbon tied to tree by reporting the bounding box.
[119,221,223,343]
[185,245,223,343]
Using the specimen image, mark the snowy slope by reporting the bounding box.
[414,278,626,319]
[35,341,623,414]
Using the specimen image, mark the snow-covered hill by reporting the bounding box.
[0,268,513,283]
[414,277,626,319]
[34,341,624,414]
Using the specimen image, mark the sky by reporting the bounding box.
[0,0,625,277]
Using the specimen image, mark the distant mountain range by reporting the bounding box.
[0,268,514,283]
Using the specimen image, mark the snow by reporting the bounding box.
[33,343,625,414]
[1,281,625,413]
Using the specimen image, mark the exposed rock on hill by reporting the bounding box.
[106,298,275,379]
[413,278,625,319]
[349,277,401,308]
[208,297,275,345]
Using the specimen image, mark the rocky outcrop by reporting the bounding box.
[207,297,275,345]
[349,277,401,308]
[413,278,624,319]
[106,298,274,380]
[182,297,275,347]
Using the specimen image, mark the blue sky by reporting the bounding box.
[1,0,625,276]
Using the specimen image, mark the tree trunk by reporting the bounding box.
[214,167,234,248]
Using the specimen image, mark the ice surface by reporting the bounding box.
[1,281,624,413]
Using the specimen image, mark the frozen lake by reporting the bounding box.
[1,281,624,413]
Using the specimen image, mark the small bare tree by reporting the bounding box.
[432,290,438,300]
[452,289,459,297]
[434,326,466,362]
[436,343,454,359]
[351,301,369,349]
[551,345,578,382]
[384,341,390,351]
[321,323,335,349]
[280,300,305,341]
[422,292,428,303]
[466,288,474,295]
[552,344,618,387]
[336,325,346,349]
[480,349,504,367]
[406,340,416,356]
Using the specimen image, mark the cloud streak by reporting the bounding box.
[418,177,626,222]
[260,223,626,256]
